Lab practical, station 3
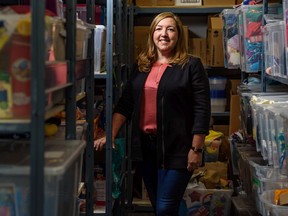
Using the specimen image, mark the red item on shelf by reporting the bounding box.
[2,5,57,16]
[9,34,31,118]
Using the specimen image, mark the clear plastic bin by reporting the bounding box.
[239,4,281,72]
[259,177,288,215]
[250,96,288,162]
[248,157,269,213]
[283,0,288,77]
[263,23,273,78]
[240,5,263,72]
[256,104,274,164]
[279,112,288,177]
[76,20,93,60]
[237,149,262,199]
[221,8,240,69]
[236,5,247,72]
[229,141,256,175]
[267,106,288,175]
[211,98,226,112]
[94,25,106,73]
[208,76,227,90]
[263,21,285,78]
[0,140,85,216]
[260,190,288,216]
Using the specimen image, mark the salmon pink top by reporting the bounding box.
[139,63,169,134]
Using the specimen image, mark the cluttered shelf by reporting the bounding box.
[134,5,234,14]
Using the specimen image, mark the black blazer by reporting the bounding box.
[114,56,211,169]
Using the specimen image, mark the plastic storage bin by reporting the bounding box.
[283,0,288,77]
[210,89,226,112]
[221,8,240,69]
[94,25,106,73]
[260,190,288,216]
[0,140,86,216]
[248,157,270,214]
[76,20,93,60]
[241,5,263,72]
[263,21,285,78]
[209,76,227,90]
[267,106,288,175]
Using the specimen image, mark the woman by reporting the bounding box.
[94,12,211,215]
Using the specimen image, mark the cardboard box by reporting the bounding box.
[203,0,235,5]
[213,125,229,136]
[136,0,175,6]
[206,16,224,67]
[157,0,175,6]
[189,38,207,65]
[175,0,202,6]
[229,94,241,135]
[142,179,150,200]
[227,79,241,95]
[226,79,241,110]
[134,25,188,61]
[134,26,150,60]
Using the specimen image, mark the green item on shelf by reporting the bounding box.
[112,137,126,199]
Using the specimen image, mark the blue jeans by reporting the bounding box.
[140,134,192,216]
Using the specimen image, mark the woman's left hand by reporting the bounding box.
[187,149,203,172]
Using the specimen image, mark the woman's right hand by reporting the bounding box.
[94,136,107,151]
[94,136,115,151]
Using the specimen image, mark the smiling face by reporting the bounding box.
[153,17,179,58]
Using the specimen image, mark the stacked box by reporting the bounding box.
[189,38,207,65]
[136,0,175,6]
[203,0,235,5]
[207,16,224,67]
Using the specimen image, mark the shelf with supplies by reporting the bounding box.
[211,111,230,117]
[133,5,234,14]
[0,1,95,216]
[94,72,107,79]
[265,74,288,85]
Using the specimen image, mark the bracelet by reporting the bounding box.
[191,146,204,153]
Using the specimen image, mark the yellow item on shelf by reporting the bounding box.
[204,130,224,154]
[44,123,58,137]
[16,18,31,36]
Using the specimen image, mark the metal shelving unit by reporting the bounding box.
[83,0,128,215]
[0,1,95,216]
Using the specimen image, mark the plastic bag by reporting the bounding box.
[112,137,125,199]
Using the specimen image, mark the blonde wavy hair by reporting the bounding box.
[137,12,190,72]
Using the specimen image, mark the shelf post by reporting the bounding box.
[30,0,46,216]
[85,1,95,216]
[65,0,77,139]
[105,0,114,215]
